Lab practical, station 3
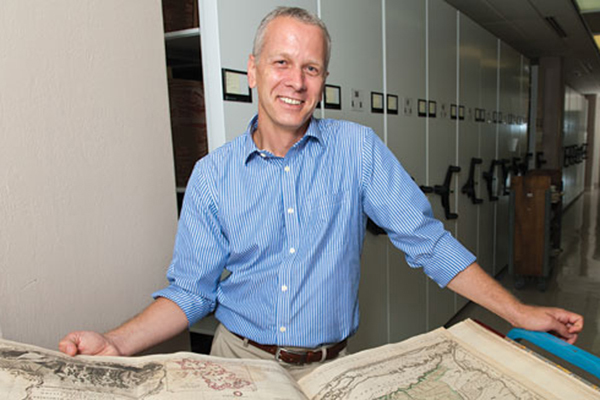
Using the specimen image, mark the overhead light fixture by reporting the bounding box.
[593,35,600,52]
[576,0,600,13]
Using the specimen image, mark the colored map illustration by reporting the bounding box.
[0,339,305,399]
[310,338,544,400]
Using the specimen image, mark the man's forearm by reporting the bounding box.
[105,297,189,356]
[446,262,525,326]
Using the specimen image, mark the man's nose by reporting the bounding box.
[286,67,306,91]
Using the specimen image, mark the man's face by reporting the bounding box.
[248,17,327,137]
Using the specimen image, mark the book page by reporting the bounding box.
[0,338,307,400]
[449,319,600,399]
[298,321,566,400]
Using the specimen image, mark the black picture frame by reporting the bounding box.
[324,84,341,110]
[387,94,399,115]
[418,99,427,117]
[428,100,437,118]
[222,68,252,103]
[450,104,458,120]
[371,92,384,113]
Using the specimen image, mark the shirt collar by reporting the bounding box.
[243,114,324,164]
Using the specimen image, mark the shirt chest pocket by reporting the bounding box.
[307,189,349,227]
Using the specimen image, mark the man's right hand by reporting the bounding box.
[59,331,122,356]
[57,298,190,357]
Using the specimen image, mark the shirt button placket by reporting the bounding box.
[278,160,299,341]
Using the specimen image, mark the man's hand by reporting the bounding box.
[447,263,584,344]
[57,298,189,357]
[59,331,122,356]
[513,305,583,344]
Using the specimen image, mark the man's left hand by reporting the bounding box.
[514,305,583,344]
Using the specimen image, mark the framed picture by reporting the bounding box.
[450,104,458,120]
[428,100,437,118]
[387,94,399,115]
[324,84,341,109]
[371,92,384,113]
[458,105,465,120]
[418,99,427,117]
[222,69,252,102]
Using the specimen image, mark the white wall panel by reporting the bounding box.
[478,33,499,276]
[456,14,483,311]
[426,0,459,330]
[385,0,427,343]
[519,57,530,161]
[0,0,182,350]
[562,86,588,207]
[320,0,386,352]
[495,42,520,274]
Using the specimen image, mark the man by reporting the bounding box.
[60,7,582,379]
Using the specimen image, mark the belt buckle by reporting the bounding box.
[275,346,309,364]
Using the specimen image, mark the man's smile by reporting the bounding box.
[279,96,303,105]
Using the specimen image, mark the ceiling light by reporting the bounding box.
[576,0,600,13]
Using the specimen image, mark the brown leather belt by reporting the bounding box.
[232,332,347,365]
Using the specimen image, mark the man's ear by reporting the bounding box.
[247,55,257,89]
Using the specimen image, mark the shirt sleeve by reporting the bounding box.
[152,160,229,326]
[360,129,476,287]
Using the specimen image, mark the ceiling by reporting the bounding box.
[445,0,600,94]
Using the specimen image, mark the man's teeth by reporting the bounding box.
[281,97,301,105]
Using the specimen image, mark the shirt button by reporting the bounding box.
[287,208,294,214]
[280,326,287,333]
[284,166,290,172]
[281,285,288,292]
[260,153,266,158]
[289,248,296,254]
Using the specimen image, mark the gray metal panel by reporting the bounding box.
[386,0,428,343]
[319,0,387,352]
[386,0,427,184]
[456,13,483,311]
[495,41,520,274]
[478,32,499,277]
[321,0,385,140]
[427,0,459,330]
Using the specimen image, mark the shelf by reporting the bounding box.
[165,28,201,67]
[165,27,200,41]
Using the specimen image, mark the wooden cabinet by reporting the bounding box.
[509,170,562,291]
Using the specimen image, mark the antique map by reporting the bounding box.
[0,340,305,399]
[298,319,600,400]
[1,319,598,399]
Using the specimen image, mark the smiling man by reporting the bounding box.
[60,7,582,379]
[248,13,328,157]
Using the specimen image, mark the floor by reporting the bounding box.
[450,188,600,359]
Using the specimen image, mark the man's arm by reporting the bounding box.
[59,297,188,356]
[447,262,583,344]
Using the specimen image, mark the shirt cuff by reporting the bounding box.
[152,285,215,326]
[419,233,477,288]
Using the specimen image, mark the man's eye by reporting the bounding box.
[307,66,319,75]
[275,60,287,65]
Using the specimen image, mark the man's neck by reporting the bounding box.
[253,122,310,158]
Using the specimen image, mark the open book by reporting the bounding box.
[0,319,598,399]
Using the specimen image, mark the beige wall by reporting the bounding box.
[0,0,183,351]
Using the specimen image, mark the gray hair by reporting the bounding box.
[252,7,331,72]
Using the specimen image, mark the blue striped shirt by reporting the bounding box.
[153,115,475,347]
